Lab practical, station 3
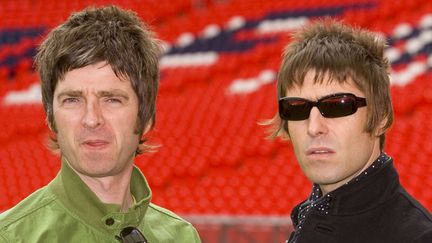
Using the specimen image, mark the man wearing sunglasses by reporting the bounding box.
[0,6,200,243]
[267,20,432,243]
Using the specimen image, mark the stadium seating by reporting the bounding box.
[1,0,432,241]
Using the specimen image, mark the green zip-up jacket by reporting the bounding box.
[0,160,201,242]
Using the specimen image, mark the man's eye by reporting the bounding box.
[106,98,122,103]
[63,97,79,103]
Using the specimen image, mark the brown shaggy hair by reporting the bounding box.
[266,19,393,150]
[35,5,162,154]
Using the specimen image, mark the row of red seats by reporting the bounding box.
[1,0,432,215]
[2,106,432,214]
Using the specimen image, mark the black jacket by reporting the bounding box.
[288,161,432,243]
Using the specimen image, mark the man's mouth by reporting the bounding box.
[82,140,109,149]
[306,147,335,155]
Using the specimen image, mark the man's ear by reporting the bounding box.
[47,122,54,132]
[142,121,153,135]
[374,117,389,137]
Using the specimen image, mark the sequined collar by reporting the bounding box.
[309,153,391,204]
[289,153,393,243]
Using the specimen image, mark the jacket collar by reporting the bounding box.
[292,153,398,222]
[48,158,152,234]
[329,157,399,215]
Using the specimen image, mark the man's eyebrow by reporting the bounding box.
[56,90,83,99]
[97,90,130,100]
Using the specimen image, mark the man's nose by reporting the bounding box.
[82,99,104,128]
[307,107,329,137]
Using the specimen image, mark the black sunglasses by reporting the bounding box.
[279,93,367,121]
[115,227,148,243]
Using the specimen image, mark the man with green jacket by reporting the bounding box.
[0,5,200,243]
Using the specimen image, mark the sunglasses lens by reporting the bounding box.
[279,98,311,121]
[319,95,356,118]
[279,93,365,121]
[119,227,148,243]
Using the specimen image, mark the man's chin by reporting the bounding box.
[76,167,119,178]
[74,158,120,177]
[307,171,341,186]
